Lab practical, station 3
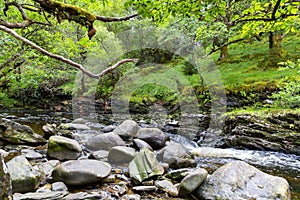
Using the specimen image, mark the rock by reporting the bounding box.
[155,180,178,196]
[47,136,82,160]
[157,141,196,169]
[52,182,68,191]
[137,128,168,150]
[128,149,164,184]
[164,168,191,180]
[39,160,60,177]
[102,125,116,133]
[121,194,141,200]
[59,123,90,131]
[52,160,111,185]
[106,183,128,197]
[21,149,43,160]
[0,155,12,199]
[108,146,136,164]
[13,191,68,200]
[85,132,126,151]
[89,150,109,161]
[6,155,42,193]
[0,119,46,144]
[71,118,88,124]
[133,139,153,151]
[42,124,57,139]
[178,168,208,195]
[197,161,290,200]
[132,186,157,192]
[197,129,226,148]
[62,192,102,200]
[224,113,300,155]
[114,120,139,140]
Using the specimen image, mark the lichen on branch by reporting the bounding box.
[33,0,97,39]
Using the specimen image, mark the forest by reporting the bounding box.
[0,0,300,200]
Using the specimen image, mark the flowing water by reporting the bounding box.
[1,111,299,199]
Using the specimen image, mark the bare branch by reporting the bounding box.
[0,19,33,29]
[272,0,282,20]
[208,38,244,55]
[0,25,138,79]
[4,0,29,20]
[96,13,138,22]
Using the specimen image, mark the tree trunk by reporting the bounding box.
[219,45,229,60]
[268,32,284,66]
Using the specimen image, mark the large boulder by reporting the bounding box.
[85,132,126,151]
[108,146,136,164]
[157,141,196,168]
[178,168,208,196]
[114,120,139,140]
[47,136,82,160]
[13,191,68,200]
[52,160,111,185]
[137,128,168,150]
[129,149,164,184]
[0,155,11,199]
[6,155,42,193]
[197,161,290,200]
[0,119,46,144]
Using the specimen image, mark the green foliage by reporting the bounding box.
[271,60,300,108]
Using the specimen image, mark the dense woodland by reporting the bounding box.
[0,0,299,112]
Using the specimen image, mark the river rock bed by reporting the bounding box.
[0,117,295,199]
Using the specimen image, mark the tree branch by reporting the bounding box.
[0,25,138,79]
[272,0,282,20]
[208,38,245,55]
[96,13,138,22]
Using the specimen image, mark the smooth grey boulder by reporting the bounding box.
[42,123,57,139]
[129,149,164,184]
[52,181,68,191]
[108,146,136,164]
[89,150,109,161]
[102,125,116,133]
[0,119,46,144]
[85,132,126,151]
[133,139,153,151]
[13,191,68,200]
[197,161,290,200]
[0,155,12,199]
[39,160,60,177]
[47,136,82,160]
[52,160,111,185]
[155,180,178,196]
[6,155,42,193]
[137,128,168,150]
[178,168,208,195]
[157,141,196,168]
[114,120,139,140]
[21,148,43,160]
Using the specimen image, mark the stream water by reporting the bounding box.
[1,110,299,199]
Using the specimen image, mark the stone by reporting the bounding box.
[13,191,68,200]
[71,118,88,124]
[157,141,196,169]
[59,123,90,131]
[0,155,12,199]
[133,139,153,151]
[89,150,109,161]
[62,192,102,200]
[21,149,43,160]
[178,168,208,195]
[164,168,191,180]
[155,180,178,196]
[102,125,116,133]
[128,149,164,184]
[197,161,291,200]
[132,186,157,192]
[137,128,168,150]
[85,132,126,151]
[39,160,60,177]
[114,120,139,140]
[121,194,141,200]
[0,119,46,144]
[52,160,111,185]
[108,146,136,164]
[52,182,68,191]
[6,155,42,193]
[42,124,57,139]
[47,136,82,160]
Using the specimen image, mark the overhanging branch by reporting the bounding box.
[96,13,138,22]
[0,25,138,79]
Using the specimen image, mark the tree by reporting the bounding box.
[126,0,300,61]
[0,0,138,80]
